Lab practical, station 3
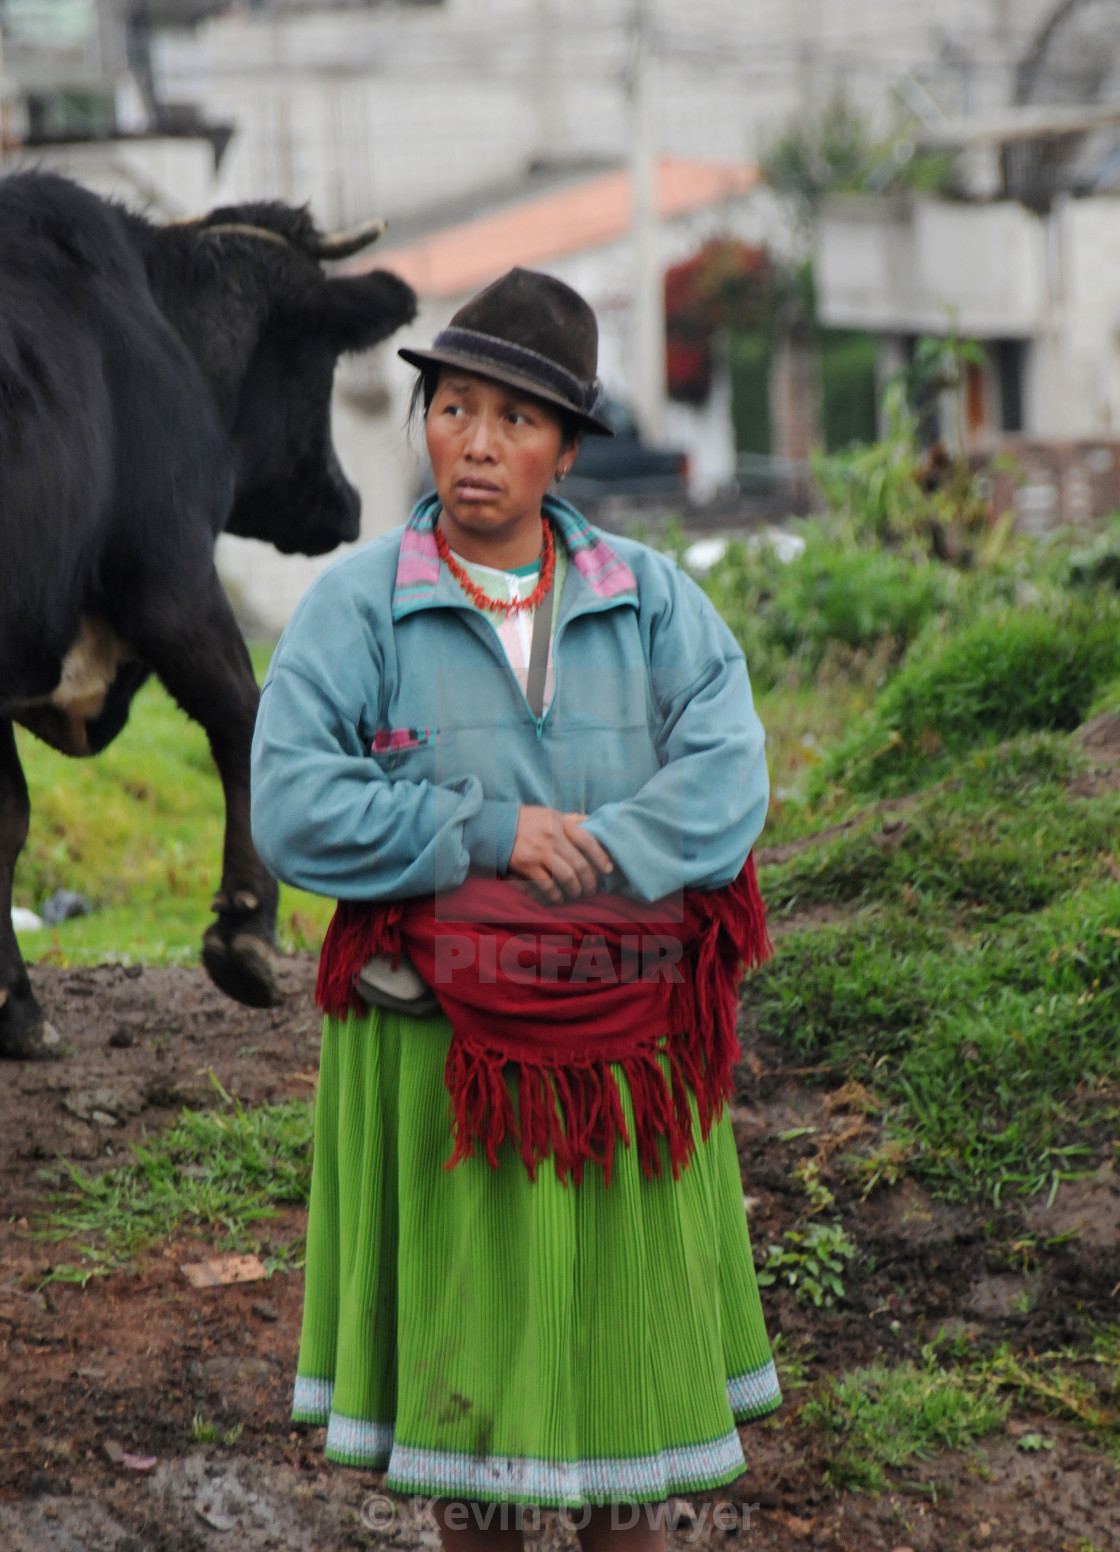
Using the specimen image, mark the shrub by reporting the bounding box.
[703,529,950,691]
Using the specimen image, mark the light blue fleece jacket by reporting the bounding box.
[250,495,768,904]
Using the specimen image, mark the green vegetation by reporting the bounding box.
[752,735,1120,1201]
[704,524,954,692]
[728,331,771,456]
[755,1220,857,1308]
[978,1340,1120,1457]
[39,1078,312,1269]
[820,604,1120,797]
[191,1415,245,1448]
[760,94,961,224]
[697,389,1120,1210]
[819,329,878,452]
[803,1356,1008,1494]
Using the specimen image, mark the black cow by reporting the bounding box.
[0,172,416,1058]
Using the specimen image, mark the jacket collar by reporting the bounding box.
[392,492,638,621]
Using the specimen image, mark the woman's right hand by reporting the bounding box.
[507,807,615,903]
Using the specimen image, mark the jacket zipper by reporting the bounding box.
[537,615,570,738]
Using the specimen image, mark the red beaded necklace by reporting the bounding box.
[434,516,556,619]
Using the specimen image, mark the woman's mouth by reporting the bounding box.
[455,478,501,501]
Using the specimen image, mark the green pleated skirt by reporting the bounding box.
[292,1006,781,1505]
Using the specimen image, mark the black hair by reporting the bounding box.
[408,365,582,451]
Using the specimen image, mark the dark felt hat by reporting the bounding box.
[398,267,613,436]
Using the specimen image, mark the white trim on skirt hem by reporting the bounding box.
[291,1360,781,1502]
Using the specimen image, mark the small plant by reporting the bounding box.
[756,1220,857,1307]
[976,1344,1117,1434]
[803,1357,1007,1494]
[792,1157,836,1214]
[36,1257,112,1291]
[770,1333,815,1390]
[191,1414,244,1448]
[847,1137,915,1198]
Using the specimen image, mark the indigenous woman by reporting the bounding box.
[250,268,780,1550]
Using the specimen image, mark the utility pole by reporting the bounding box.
[0,29,18,156]
[627,0,666,443]
[533,0,563,167]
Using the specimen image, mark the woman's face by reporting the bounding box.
[425,369,573,543]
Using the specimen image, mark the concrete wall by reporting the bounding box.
[817,195,1050,338]
[988,439,1120,531]
[818,193,1120,445]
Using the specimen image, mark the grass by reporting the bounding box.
[802,1356,1008,1494]
[766,735,1119,920]
[753,657,1120,1203]
[37,1077,313,1271]
[928,1329,1120,1467]
[818,600,1120,798]
[13,646,334,966]
[191,1415,244,1447]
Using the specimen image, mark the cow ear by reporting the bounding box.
[309,271,417,354]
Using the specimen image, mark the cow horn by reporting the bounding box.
[308,217,387,261]
[198,222,291,249]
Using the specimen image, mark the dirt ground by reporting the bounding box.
[1,957,1117,1552]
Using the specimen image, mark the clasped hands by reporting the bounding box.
[507,805,614,904]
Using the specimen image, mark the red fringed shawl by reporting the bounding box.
[316,857,771,1186]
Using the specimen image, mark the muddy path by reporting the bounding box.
[1,960,1117,1551]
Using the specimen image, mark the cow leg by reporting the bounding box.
[132,579,281,1009]
[0,720,61,1059]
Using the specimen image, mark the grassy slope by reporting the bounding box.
[704,524,1120,1205]
[755,733,1120,1200]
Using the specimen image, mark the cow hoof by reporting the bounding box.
[202,926,282,1009]
[0,1013,62,1061]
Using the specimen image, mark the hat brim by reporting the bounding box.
[398,345,615,436]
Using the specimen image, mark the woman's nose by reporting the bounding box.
[464,412,497,459]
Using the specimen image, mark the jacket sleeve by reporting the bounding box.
[580,565,768,901]
[250,580,517,901]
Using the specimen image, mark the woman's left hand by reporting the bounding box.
[507,807,614,903]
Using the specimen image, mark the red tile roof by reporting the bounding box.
[369,156,758,299]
